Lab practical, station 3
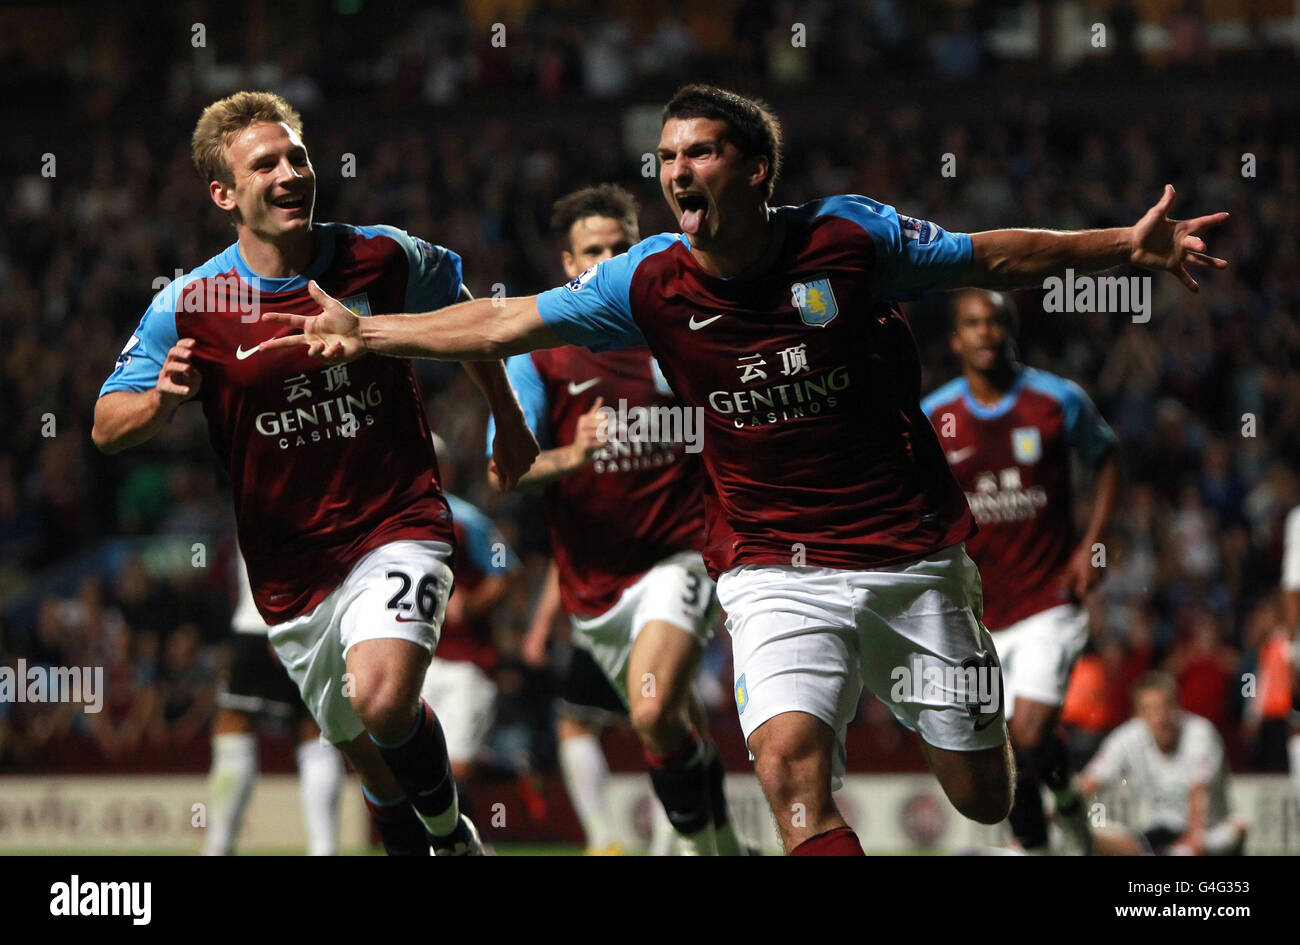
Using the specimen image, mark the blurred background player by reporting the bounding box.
[1078,671,1247,855]
[205,560,343,855]
[93,90,538,855]
[1282,503,1300,816]
[420,434,522,813]
[486,183,743,855]
[922,289,1121,853]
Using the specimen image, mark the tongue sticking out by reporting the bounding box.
[680,206,705,235]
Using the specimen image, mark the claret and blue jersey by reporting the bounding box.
[532,194,978,578]
[921,365,1117,629]
[99,223,463,622]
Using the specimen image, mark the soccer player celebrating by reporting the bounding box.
[92,91,538,855]
[205,559,343,855]
[262,85,1228,855]
[488,184,744,855]
[1077,672,1246,855]
[921,289,1121,853]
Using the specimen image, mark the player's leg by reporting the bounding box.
[555,644,625,854]
[748,711,861,853]
[718,565,866,855]
[1089,824,1151,855]
[625,616,719,854]
[997,605,1092,852]
[418,656,498,823]
[295,713,343,856]
[203,705,258,856]
[856,545,1013,826]
[334,730,431,855]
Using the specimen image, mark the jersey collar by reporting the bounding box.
[961,365,1027,420]
[231,225,338,295]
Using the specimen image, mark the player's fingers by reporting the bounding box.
[168,344,194,362]
[1176,265,1199,292]
[1186,211,1230,233]
[588,395,604,414]
[308,341,325,358]
[306,280,336,309]
[176,337,197,348]
[257,334,307,351]
[1187,252,1227,270]
[1155,183,1176,215]
[261,312,311,328]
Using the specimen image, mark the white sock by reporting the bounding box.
[1288,734,1300,811]
[204,732,258,855]
[296,737,344,856]
[559,733,614,849]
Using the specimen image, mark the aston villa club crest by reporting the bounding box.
[1012,426,1041,464]
[338,293,373,318]
[791,276,838,327]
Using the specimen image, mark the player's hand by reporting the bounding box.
[520,625,549,668]
[567,396,606,467]
[1128,185,1228,292]
[1060,543,1102,602]
[157,337,203,406]
[489,414,541,492]
[260,281,365,363]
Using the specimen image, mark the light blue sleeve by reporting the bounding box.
[485,354,551,454]
[448,495,521,574]
[1060,379,1117,467]
[816,195,972,301]
[533,235,679,351]
[98,284,182,396]
[359,224,464,311]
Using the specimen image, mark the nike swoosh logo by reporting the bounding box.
[394,615,423,623]
[567,378,600,395]
[689,314,723,330]
[945,446,976,464]
[235,345,260,360]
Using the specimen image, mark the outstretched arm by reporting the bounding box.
[260,281,565,364]
[962,185,1228,292]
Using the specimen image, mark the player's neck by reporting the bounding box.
[689,204,771,278]
[236,227,317,280]
[965,363,1018,406]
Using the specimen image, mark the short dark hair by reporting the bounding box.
[662,84,783,199]
[950,288,1020,336]
[1132,670,1178,705]
[550,184,640,248]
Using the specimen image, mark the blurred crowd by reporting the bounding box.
[3,1,1299,776]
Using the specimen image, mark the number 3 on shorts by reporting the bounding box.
[385,570,441,622]
[680,570,712,617]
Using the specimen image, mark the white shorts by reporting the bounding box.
[267,540,454,744]
[992,603,1089,719]
[570,550,718,699]
[420,657,497,764]
[718,544,1007,790]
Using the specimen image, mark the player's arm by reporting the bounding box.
[92,337,202,454]
[962,186,1228,292]
[1177,783,1209,855]
[261,281,563,363]
[1061,447,1122,600]
[521,561,565,667]
[488,397,606,492]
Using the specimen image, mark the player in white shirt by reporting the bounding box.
[1281,504,1300,817]
[1077,671,1246,855]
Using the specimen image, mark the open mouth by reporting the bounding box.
[676,193,709,236]
[271,194,307,211]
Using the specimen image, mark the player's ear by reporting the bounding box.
[561,250,576,278]
[209,179,238,213]
[748,155,770,192]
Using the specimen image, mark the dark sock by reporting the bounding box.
[363,789,428,856]
[791,826,865,856]
[644,731,713,835]
[370,701,458,836]
[1008,750,1048,849]
[1037,731,1072,794]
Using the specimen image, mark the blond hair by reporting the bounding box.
[191,90,304,186]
